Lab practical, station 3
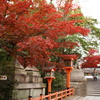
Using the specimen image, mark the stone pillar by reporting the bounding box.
[14,59,26,83]
[13,65,46,99]
[71,69,87,96]
[29,89,33,97]
[25,66,46,97]
[42,88,45,95]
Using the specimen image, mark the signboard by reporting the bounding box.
[0,75,7,80]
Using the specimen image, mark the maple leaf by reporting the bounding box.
[81,49,100,68]
[0,0,90,67]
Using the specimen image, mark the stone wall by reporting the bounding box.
[70,69,87,96]
[13,60,46,100]
[71,80,87,96]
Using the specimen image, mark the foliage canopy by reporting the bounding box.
[0,0,90,67]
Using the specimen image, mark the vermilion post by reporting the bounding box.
[46,77,55,93]
[65,67,73,88]
[47,78,52,93]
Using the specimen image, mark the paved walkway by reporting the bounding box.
[87,77,100,96]
[73,76,100,100]
[74,96,100,100]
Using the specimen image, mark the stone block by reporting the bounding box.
[15,70,27,75]
[13,65,46,99]
[15,83,46,89]
[13,89,29,99]
[13,83,46,99]
[71,81,87,96]
[27,71,41,77]
[24,75,43,83]
[71,69,86,82]
[15,74,26,83]
[33,89,42,98]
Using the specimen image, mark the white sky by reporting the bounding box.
[47,0,100,28]
[75,0,100,28]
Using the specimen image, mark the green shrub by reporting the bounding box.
[0,50,17,100]
[52,71,66,92]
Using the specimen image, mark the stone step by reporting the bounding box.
[81,96,100,100]
[87,89,100,96]
[87,93,100,96]
[73,96,85,100]
[88,91,100,93]
[88,94,100,96]
[65,96,81,100]
[73,96,100,100]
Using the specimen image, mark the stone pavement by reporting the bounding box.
[67,95,100,100]
[77,96,100,100]
[69,76,100,100]
[87,78,100,96]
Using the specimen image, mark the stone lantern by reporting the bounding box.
[58,54,77,89]
[44,66,55,94]
[64,58,73,67]
[45,68,55,78]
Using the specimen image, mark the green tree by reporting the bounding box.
[0,49,17,100]
[52,71,66,92]
[54,7,99,58]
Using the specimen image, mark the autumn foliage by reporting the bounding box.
[81,49,100,68]
[0,0,90,67]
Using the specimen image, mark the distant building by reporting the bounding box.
[82,68,100,75]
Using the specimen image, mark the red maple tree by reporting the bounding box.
[81,49,100,68]
[0,0,90,67]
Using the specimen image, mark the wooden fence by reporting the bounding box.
[29,88,74,100]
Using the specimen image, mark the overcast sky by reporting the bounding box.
[47,0,100,28]
[76,0,100,28]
